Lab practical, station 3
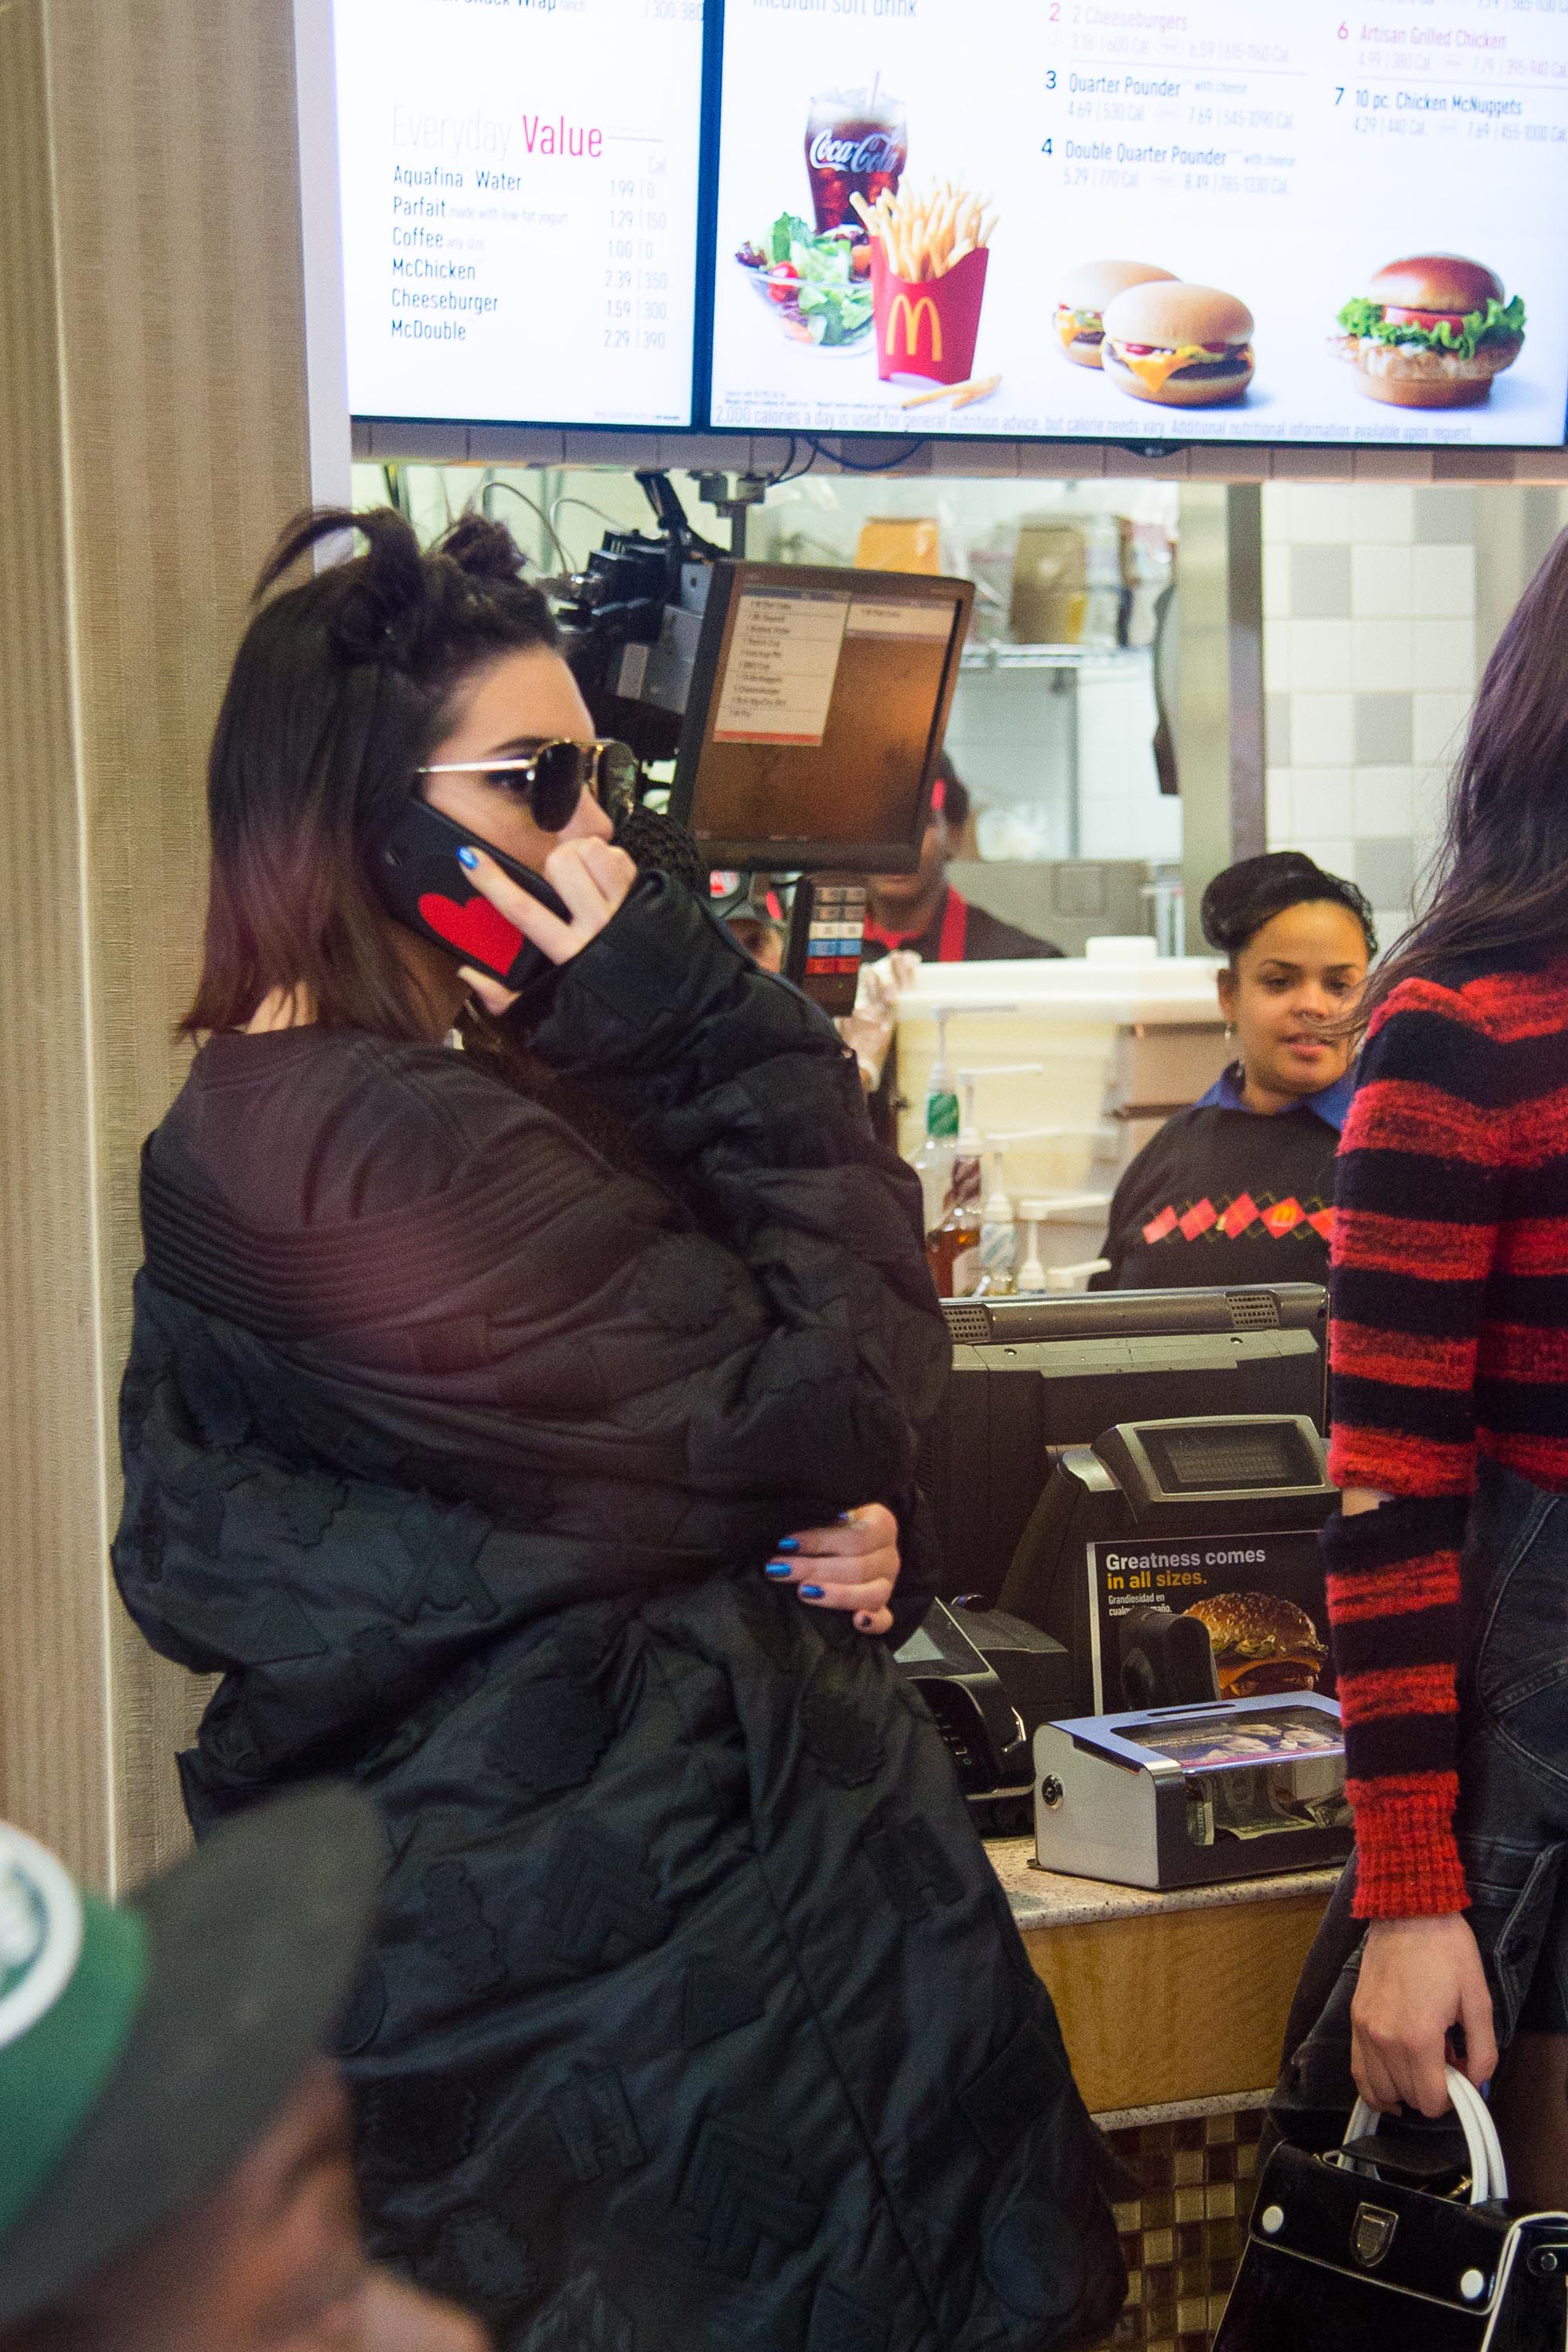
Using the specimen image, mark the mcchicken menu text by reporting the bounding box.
[334,0,703,427]
[710,0,1568,444]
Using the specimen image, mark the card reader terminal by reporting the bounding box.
[1000,1414,1338,1716]
[786,874,867,1017]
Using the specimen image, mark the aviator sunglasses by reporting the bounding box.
[419,737,638,833]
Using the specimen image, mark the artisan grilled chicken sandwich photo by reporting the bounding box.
[1336,253,1525,408]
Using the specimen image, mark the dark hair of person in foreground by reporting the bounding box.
[184,508,558,1041]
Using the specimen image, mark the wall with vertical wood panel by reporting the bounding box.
[0,0,312,1887]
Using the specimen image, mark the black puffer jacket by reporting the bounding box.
[114,877,1125,2350]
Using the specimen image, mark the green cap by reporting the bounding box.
[0,1829,149,2241]
[0,1787,383,2328]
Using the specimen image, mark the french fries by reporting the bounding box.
[849,180,998,282]
[900,372,1001,411]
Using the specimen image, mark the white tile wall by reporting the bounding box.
[1413,693,1472,767]
[1413,546,1476,618]
[1351,545,1412,618]
[1347,485,1415,543]
[1290,771,1355,839]
[1262,482,1477,921]
[1352,766,1415,835]
[1290,696,1354,768]
[1287,619,1356,691]
[1413,619,1475,692]
[1350,619,1414,692]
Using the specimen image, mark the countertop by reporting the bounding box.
[988,1835,1342,1933]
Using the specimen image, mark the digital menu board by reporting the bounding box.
[333,0,705,428]
[709,0,1568,445]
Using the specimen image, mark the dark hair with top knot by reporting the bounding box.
[183,506,560,1040]
[1200,851,1377,965]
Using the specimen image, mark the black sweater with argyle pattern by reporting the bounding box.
[1092,1096,1340,1291]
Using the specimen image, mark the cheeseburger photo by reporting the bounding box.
[1336,254,1525,408]
[1055,258,1175,367]
[1100,281,1255,406]
[1183,1591,1327,1699]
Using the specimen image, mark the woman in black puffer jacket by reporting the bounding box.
[113,506,1124,2351]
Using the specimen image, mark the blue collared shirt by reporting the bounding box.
[1196,1063,1355,1133]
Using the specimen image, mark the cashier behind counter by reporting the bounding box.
[1093,852,1377,1290]
[862,755,1064,963]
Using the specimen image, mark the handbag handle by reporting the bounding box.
[1345,2066,1508,2206]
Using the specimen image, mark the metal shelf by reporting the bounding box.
[960,642,1150,672]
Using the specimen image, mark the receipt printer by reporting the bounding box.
[999,1414,1338,1716]
[894,1599,1074,1823]
[1035,1693,1352,1889]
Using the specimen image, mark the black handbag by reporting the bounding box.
[1215,2069,1568,2350]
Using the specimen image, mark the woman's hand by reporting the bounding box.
[1351,1914,1498,2117]
[350,2268,490,2350]
[456,836,637,1014]
[765,1504,902,1636]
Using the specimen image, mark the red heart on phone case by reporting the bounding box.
[417,891,524,973]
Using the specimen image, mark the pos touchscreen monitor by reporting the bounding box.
[668,562,973,873]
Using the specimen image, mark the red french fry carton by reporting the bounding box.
[870,241,989,386]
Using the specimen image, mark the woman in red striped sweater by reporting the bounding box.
[1274,532,1568,2200]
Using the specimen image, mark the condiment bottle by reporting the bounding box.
[1015,1199,1050,1294]
[926,1184,982,1299]
[974,1145,1017,1297]
[909,1007,960,1232]
[946,1065,1044,1216]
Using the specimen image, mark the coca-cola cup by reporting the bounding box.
[804,89,908,234]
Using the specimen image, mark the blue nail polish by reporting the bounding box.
[836,1512,855,1525]
[776,1537,800,1554]
[764,1562,793,1580]
[800,1584,825,1599]
[456,844,478,870]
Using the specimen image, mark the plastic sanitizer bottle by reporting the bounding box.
[1015,1200,1050,1295]
[946,1067,1044,1215]
[909,1007,960,1235]
[974,1145,1017,1297]
[927,1072,1045,1301]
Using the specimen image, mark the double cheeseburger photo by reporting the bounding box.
[1337,253,1526,407]
[1054,258,1255,406]
[1183,1591,1328,1700]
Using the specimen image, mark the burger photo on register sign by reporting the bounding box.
[1336,252,1526,407]
[1183,1591,1328,1699]
[1054,257,1175,368]
[1099,280,1255,406]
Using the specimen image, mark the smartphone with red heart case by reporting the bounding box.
[375,797,571,989]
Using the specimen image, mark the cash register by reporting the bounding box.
[1009,1413,1352,1884]
[920,1283,1327,1605]
[898,1407,1339,1824]
[999,1412,1338,1715]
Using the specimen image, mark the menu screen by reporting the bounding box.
[334,0,705,428]
[709,0,1568,445]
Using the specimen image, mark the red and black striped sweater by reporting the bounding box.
[1327,951,1568,1918]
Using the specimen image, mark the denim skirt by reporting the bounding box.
[1272,1457,1568,2143]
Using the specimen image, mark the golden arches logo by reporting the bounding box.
[886,293,942,364]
